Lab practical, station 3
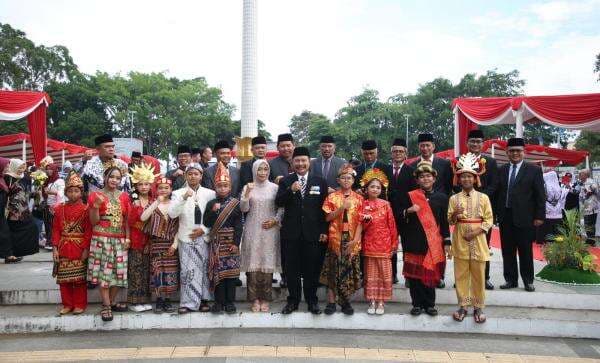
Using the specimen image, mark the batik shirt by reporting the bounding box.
[82,156,130,193]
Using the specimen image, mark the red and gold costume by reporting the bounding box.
[51,171,91,311]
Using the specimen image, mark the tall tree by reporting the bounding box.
[0,23,78,90]
[575,131,600,164]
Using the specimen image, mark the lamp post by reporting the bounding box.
[128,110,137,139]
[403,114,410,150]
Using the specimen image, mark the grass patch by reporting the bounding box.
[536,265,600,285]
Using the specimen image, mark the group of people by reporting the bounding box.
[4,126,590,325]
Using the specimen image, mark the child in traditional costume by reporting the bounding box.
[320,163,363,315]
[127,163,159,312]
[205,163,243,314]
[87,166,131,322]
[141,176,180,313]
[358,168,397,315]
[448,153,493,323]
[52,171,91,315]
[401,162,451,316]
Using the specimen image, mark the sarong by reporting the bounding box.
[150,237,179,296]
[55,258,87,284]
[87,235,128,288]
[319,249,361,304]
[208,227,241,291]
[127,249,151,304]
[179,238,212,310]
[363,256,393,301]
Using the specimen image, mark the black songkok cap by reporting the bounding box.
[177,145,192,155]
[417,133,434,143]
[277,133,294,144]
[213,140,231,152]
[507,138,525,148]
[292,146,310,158]
[320,135,335,143]
[392,138,407,147]
[131,151,142,158]
[251,136,267,146]
[191,147,201,155]
[94,134,113,146]
[467,129,485,140]
[361,140,377,150]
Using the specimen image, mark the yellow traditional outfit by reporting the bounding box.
[448,153,493,311]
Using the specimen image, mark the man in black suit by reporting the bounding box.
[458,129,499,290]
[387,138,417,284]
[276,146,328,315]
[354,140,390,193]
[310,135,347,193]
[410,133,453,197]
[410,133,452,288]
[496,138,545,292]
[239,136,268,190]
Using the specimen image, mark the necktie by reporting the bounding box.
[507,163,517,207]
[322,159,330,178]
[394,166,400,179]
[299,176,306,197]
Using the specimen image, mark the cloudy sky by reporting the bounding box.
[1,0,599,136]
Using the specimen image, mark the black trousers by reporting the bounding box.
[214,278,237,305]
[485,228,492,281]
[584,213,597,245]
[391,253,398,279]
[282,238,324,305]
[500,208,534,285]
[407,278,435,308]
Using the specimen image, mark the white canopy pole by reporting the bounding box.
[453,108,460,156]
[61,149,66,167]
[586,155,590,170]
[515,107,524,138]
[22,139,26,162]
[491,143,495,158]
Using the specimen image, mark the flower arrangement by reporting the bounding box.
[30,169,48,188]
[536,209,600,284]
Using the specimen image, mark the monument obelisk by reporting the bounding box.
[237,0,258,161]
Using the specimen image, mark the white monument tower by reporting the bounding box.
[238,0,258,160]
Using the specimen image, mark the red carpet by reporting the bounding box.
[489,227,600,271]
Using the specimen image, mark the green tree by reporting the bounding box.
[288,111,333,154]
[0,23,78,90]
[575,131,600,164]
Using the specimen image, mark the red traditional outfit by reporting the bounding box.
[361,198,398,301]
[51,172,91,311]
[127,200,151,304]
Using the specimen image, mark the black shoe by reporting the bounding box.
[393,276,399,284]
[485,280,495,290]
[410,307,422,316]
[500,282,518,289]
[280,278,287,289]
[153,298,164,314]
[405,280,411,288]
[425,307,438,316]
[210,303,224,314]
[87,282,97,290]
[524,283,535,292]
[272,278,278,284]
[437,280,445,289]
[4,256,22,264]
[162,299,175,313]
[224,303,237,314]
[235,278,243,287]
[281,303,298,314]
[324,303,336,315]
[308,303,322,315]
[340,303,354,316]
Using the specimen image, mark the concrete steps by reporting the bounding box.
[1,302,599,339]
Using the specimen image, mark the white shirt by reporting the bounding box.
[46,178,65,207]
[168,184,216,244]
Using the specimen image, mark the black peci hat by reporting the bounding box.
[467,129,485,140]
[361,140,377,150]
[177,145,192,155]
[213,140,231,152]
[292,146,310,158]
[507,137,525,148]
[191,147,201,155]
[277,133,294,145]
[251,136,267,146]
[94,134,113,146]
[392,138,407,147]
[320,135,335,144]
[417,133,434,143]
[131,151,142,158]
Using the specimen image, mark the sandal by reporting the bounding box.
[59,307,73,315]
[251,300,261,312]
[100,305,113,322]
[474,308,486,324]
[260,302,270,312]
[199,303,211,313]
[111,303,128,312]
[453,307,468,322]
[178,307,192,314]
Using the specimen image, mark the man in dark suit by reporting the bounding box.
[310,135,347,193]
[387,138,417,284]
[202,140,241,197]
[496,137,545,292]
[166,145,192,191]
[269,133,295,185]
[354,140,390,192]
[239,136,268,190]
[276,146,328,315]
[458,129,499,290]
[410,133,453,197]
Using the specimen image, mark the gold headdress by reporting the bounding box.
[337,163,356,177]
[359,168,389,189]
[65,170,84,189]
[451,152,486,187]
[214,162,231,185]
[129,162,160,184]
[39,155,54,168]
[413,161,438,178]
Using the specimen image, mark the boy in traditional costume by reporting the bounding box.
[448,153,493,323]
[205,163,243,314]
[52,171,92,315]
[401,162,451,316]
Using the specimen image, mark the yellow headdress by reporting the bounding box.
[359,167,389,189]
[129,162,160,184]
[413,161,438,178]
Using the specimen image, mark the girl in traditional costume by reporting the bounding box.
[358,168,397,315]
[51,171,91,315]
[87,166,131,322]
[320,163,363,315]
